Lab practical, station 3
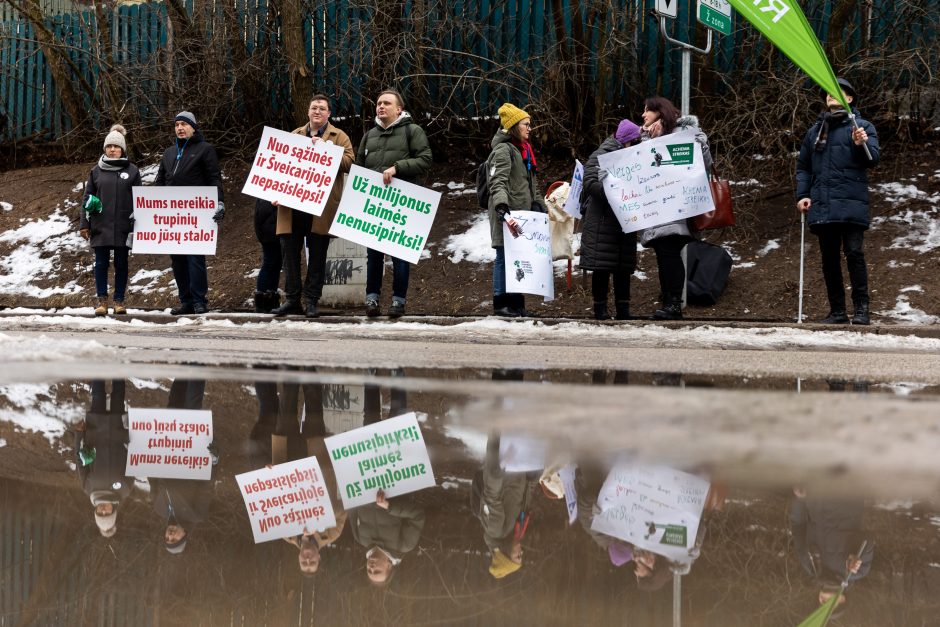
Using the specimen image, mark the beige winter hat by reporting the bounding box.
[103,124,127,154]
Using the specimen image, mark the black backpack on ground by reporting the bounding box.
[686,241,733,306]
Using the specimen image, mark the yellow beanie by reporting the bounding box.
[498,103,530,131]
[489,549,523,579]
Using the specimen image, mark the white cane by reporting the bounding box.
[798,212,806,324]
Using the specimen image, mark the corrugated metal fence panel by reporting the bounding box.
[0,0,937,143]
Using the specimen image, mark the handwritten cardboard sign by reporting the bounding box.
[591,462,709,565]
[125,408,213,480]
[235,457,337,543]
[596,129,713,234]
[131,186,219,255]
[328,165,440,264]
[502,210,555,301]
[241,126,345,216]
[324,412,435,509]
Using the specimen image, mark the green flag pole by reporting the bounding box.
[726,0,873,160]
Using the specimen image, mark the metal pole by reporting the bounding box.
[681,48,691,116]
[673,573,682,627]
[798,213,806,323]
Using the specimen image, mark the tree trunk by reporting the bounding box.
[274,0,313,124]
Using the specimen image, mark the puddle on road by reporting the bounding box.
[1,369,938,626]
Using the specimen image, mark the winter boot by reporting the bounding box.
[851,301,870,326]
[493,294,518,317]
[305,299,320,319]
[593,301,611,321]
[651,295,682,321]
[511,293,534,317]
[266,291,281,312]
[94,297,109,317]
[820,311,849,324]
[253,292,267,313]
[271,299,303,316]
[112,300,127,315]
[614,301,631,321]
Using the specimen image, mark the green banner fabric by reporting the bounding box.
[795,589,843,627]
[726,0,851,110]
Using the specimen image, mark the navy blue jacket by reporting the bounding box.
[796,108,879,231]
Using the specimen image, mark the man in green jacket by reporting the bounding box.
[356,89,433,318]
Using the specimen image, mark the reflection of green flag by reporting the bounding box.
[795,588,842,627]
[727,0,851,111]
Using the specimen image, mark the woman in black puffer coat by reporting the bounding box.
[580,119,644,320]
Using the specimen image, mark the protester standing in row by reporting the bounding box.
[486,103,547,317]
[155,111,225,315]
[273,95,355,318]
[356,89,432,318]
[580,120,643,320]
[80,125,139,316]
[638,96,713,320]
[796,78,879,325]
[252,198,281,312]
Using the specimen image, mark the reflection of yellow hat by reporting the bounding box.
[498,103,530,131]
[489,549,522,579]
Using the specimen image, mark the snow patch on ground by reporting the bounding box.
[71,182,84,193]
[756,240,780,257]
[1,201,12,211]
[0,332,111,362]
[736,262,756,269]
[0,383,84,443]
[877,295,940,325]
[729,179,763,187]
[130,378,168,391]
[139,164,160,185]
[443,214,495,264]
[900,285,923,293]
[0,438,6,447]
[442,420,487,459]
[244,268,260,279]
[875,500,915,511]
[874,382,931,396]
[129,268,173,294]
[0,205,85,297]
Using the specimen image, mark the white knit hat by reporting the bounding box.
[95,510,118,536]
[103,124,127,154]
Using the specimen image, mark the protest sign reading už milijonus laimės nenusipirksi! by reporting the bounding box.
[241,126,345,216]
[328,164,440,264]
[502,210,555,301]
[125,407,214,480]
[324,412,435,509]
[131,186,219,255]
[597,129,714,234]
[235,457,337,543]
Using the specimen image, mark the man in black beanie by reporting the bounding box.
[155,111,225,315]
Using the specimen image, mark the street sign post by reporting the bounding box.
[697,0,732,36]
[655,0,678,19]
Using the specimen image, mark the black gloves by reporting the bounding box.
[213,201,225,223]
[495,203,510,221]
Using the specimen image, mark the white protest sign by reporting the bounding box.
[564,160,584,219]
[235,456,337,543]
[329,164,440,264]
[125,408,213,480]
[596,129,713,234]
[241,126,345,216]
[502,210,554,301]
[559,464,578,525]
[591,463,709,565]
[324,412,435,509]
[132,186,219,255]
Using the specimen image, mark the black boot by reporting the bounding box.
[593,301,611,320]
[511,293,533,317]
[253,292,266,313]
[493,294,517,317]
[271,299,303,316]
[614,301,631,321]
[651,295,682,320]
[821,311,849,324]
[305,299,320,318]
[851,300,870,325]
[265,291,281,312]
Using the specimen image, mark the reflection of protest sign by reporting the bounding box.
[559,465,578,525]
[235,457,337,543]
[241,126,344,216]
[328,164,440,264]
[132,187,218,255]
[564,160,584,219]
[502,210,554,301]
[125,408,213,480]
[325,412,435,509]
[591,463,709,564]
[596,129,713,234]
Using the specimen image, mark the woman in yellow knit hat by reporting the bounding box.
[484,103,547,317]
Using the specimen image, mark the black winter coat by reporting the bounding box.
[253,199,278,245]
[579,136,637,272]
[75,412,133,501]
[154,131,225,201]
[796,108,879,232]
[81,161,140,248]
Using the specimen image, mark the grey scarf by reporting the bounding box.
[98,155,129,171]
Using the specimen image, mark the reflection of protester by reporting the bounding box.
[74,380,131,537]
[273,95,355,318]
[252,199,281,312]
[80,125,140,316]
[476,434,536,579]
[796,78,879,325]
[580,120,643,320]
[363,368,408,425]
[790,489,873,609]
[486,103,547,318]
[350,490,425,585]
[155,111,225,315]
[357,89,432,318]
[637,96,713,320]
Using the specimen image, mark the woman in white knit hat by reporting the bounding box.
[80,124,141,315]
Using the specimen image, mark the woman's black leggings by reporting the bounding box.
[591,270,631,302]
[650,235,692,299]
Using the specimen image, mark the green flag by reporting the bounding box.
[726,0,851,111]
[795,588,843,627]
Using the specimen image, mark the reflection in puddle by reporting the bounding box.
[1,370,938,626]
